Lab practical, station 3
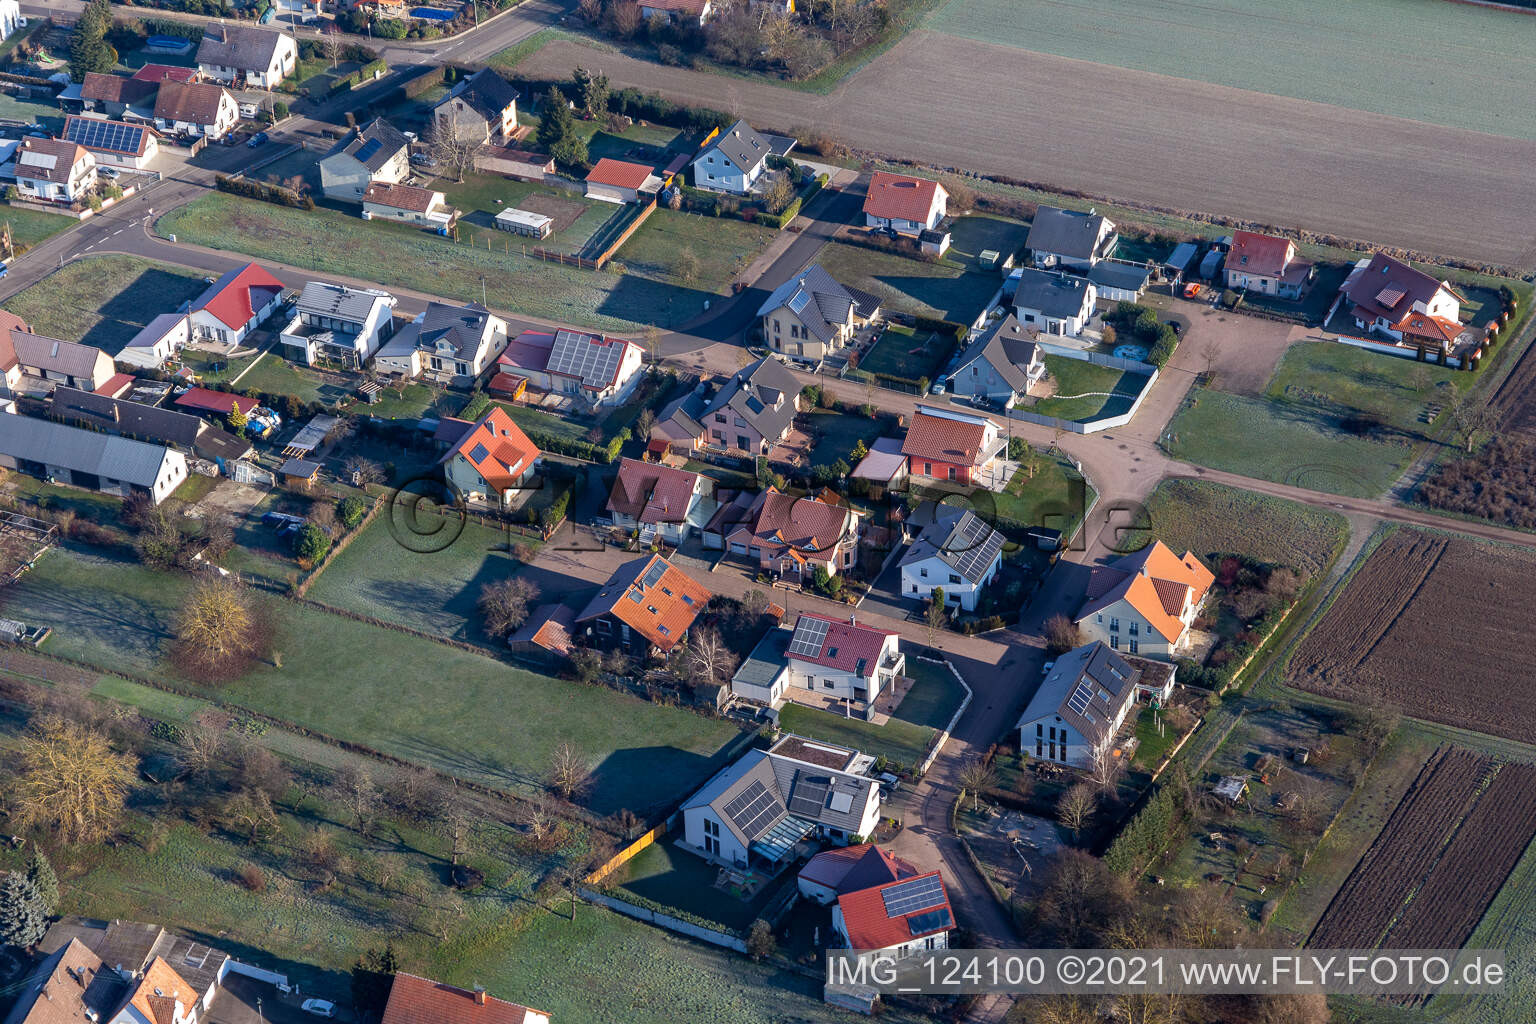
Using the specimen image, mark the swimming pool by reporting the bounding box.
[411,7,458,20]
[1113,344,1149,361]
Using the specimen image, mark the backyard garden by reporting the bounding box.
[776,658,964,772]
[1023,355,1148,423]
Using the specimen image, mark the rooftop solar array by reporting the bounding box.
[787,616,830,659]
[355,137,383,164]
[940,512,1006,581]
[640,559,668,589]
[907,907,953,935]
[1066,681,1093,716]
[723,780,784,841]
[787,288,811,315]
[881,875,946,918]
[547,329,623,388]
[66,117,147,155]
[787,776,830,818]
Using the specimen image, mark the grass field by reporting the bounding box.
[928,0,1536,141]
[1,255,208,353]
[992,455,1092,537]
[615,839,788,931]
[1265,342,1465,435]
[0,204,75,248]
[1027,355,1147,422]
[157,193,735,333]
[617,209,776,293]
[859,325,951,382]
[493,401,593,442]
[777,659,963,770]
[817,241,1000,323]
[432,172,613,253]
[4,546,743,816]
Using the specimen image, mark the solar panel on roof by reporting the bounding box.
[547,329,623,388]
[907,907,953,935]
[626,589,644,604]
[941,512,1006,583]
[787,617,830,659]
[355,137,383,164]
[787,775,830,817]
[66,117,147,155]
[881,875,945,918]
[787,289,811,315]
[723,780,784,840]
[1066,682,1093,716]
[641,560,667,589]
[469,442,489,462]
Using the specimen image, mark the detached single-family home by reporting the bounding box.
[1016,641,1141,768]
[363,181,454,227]
[1339,252,1468,354]
[681,734,883,867]
[63,115,161,170]
[79,72,157,118]
[657,355,802,456]
[756,263,881,365]
[584,158,662,204]
[4,939,128,1024]
[1075,540,1214,659]
[1012,267,1096,337]
[440,406,541,507]
[9,330,115,391]
[0,413,187,503]
[636,0,713,26]
[863,171,948,236]
[953,314,1045,406]
[376,301,508,385]
[189,262,285,345]
[432,68,519,144]
[574,552,710,655]
[691,118,771,194]
[1027,205,1117,270]
[13,137,95,204]
[899,506,1005,612]
[278,281,396,367]
[783,612,904,714]
[196,23,298,89]
[798,842,917,906]
[319,117,411,202]
[1224,230,1313,299]
[706,486,859,582]
[117,313,190,370]
[0,311,29,390]
[381,972,549,1024]
[494,328,645,410]
[153,80,239,139]
[901,407,1003,487]
[836,870,954,962]
[605,457,716,543]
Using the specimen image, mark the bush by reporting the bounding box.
[459,390,490,422]
[215,174,313,211]
[294,522,331,565]
[237,863,266,891]
[337,495,369,529]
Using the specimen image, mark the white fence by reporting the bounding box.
[915,656,973,776]
[219,960,289,989]
[579,888,748,953]
[1333,333,1463,369]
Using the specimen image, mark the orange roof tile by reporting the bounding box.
[1078,541,1213,642]
[901,409,989,466]
[837,870,954,951]
[446,407,541,491]
[382,972,545,1024]
[863,171,944,224]
[127,958,200,1024]
[585,158,654,190]
[576,553,710,651]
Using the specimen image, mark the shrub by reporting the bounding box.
[337,495,368,529]
[237,863,266,891]
[294,522,331,565]
[215,174,312,210]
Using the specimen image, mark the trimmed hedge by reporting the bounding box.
[215,174,313,211]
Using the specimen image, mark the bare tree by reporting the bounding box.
[478,578,538,639]
[1043,613,1082,655]
[686,626,736,689]
[224,789,279,843]
[174,579,268,683]
[331,764,381,838]
[925,591,948,649]
[322,24,343,69]
[12,716,137,844]
[547,742,589,801]
[1450,392,1496,453]
[177,724,226,782]
[1088,730,1125,794]
[1057,782,1097,842]
[344,455,385,487]
[674,247,701,284]
[428,123,479,184]
[643,324,662,366]
[957,757,996,811]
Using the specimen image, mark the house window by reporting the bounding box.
[823,680,835,690]
[1110,635,1120,650]
[923,462,932,476]
[947,466,957,481]
[1129,638,1139,654]
[715,414,727,424]
[1096,613,1102,623]
[704,835,719,855]
[919,568,928,578]
[704,819,719,837]
[1036,723,1042,737]
[1035,739,1043,757]
[1109,617,1119,633]
[948,574,960,584]
[1128,621,1139,636]
[596,619,611,635]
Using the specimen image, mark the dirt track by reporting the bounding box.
[524,32,1536,268]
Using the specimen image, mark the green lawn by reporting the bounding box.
[430,172,613,253]
[992,455,1092,536]
[158,193,736,333]
[363,381,465,421]
[778,659,962,770]
[803,407,884,468]
[4,545,744,817]
[235,355,342,405]
[614,839,789,932]
[1026,355,1148,422]
[1131,706,1180,771]
[1264,341,1465,436]
[858,324,952,382]
[0,204,75,248]
[616,209,776,293]
[817,241,1001,323]
[493,401,593,442]
[1,255,207,354]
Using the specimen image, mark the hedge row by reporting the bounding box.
[215,174,313,211]
[513,76,735,133]
[527,428,630,464]
[1103,763,1191,876]
[330,57,387,94]
[752,173,828,229]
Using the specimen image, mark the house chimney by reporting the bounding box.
[474,987,487,1005]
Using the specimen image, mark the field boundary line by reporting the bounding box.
[1350,535,1447,673]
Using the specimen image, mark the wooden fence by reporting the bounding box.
[585,817,674,885]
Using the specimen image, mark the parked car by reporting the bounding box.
[98,167,121,180]
[247,132,269,148]
[300,1000,336,1018]
[930,375,948,395]
[410,152,437,167]
[1164,320,1182,335]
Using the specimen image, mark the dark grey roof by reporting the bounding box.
[36,917,229,999]
[1087,261,1152,293]
[0,413,179,489]
[11,330,109,379]
[955,314,1041,393]
[684,740,877,848]
[414,301,494,359]
[340,117,409,172]
[657,383,709,438]
[702,119,769,173]
[900,506,1005,585]
[440,68,518,121]
[732,626,791,690]
[707,355,801,442]
[1017,641,1140,745]
[1165,242,1199,274]
[48,385,203,448]
[1026,205,1112,260]
[1013,268,1093,319]
[281,457,320,477]
[196,23,287,72]
[756,263,877,346]
[193,426,253,463]
[294,281,393,324]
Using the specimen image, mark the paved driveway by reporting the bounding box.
[856,544,919,623]
[209,975,350,1024]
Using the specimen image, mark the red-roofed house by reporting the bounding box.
[575,553,711,655]
[605,457,716,542]
[0,311,30,390]
[363,181,455,227]
[1075,540,1214,660]
[189,262,285,345]
[381,971,549,1024]
[173,386,259,418]
[784,612,904,709]
[705,486,860,583]
[835,869,955,961]
[584,158,662,204]
[798,842,917,905]
[1339,253,1467,354]
[863,171,948,237]
[901,406,1003,488]
[440,406,541,508]
[1224,230,1313,299]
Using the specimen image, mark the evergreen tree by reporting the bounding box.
[350,942,400,1023]
[537,86,575,149]
[0,872,47,949]
[68,0,117,81]
[25,849,58,917]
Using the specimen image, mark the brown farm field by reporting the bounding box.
[1286,530,1536,740]
[520,35,1536,267]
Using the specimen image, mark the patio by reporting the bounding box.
[777,670,915,726]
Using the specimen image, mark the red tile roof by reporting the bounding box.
[607,457,704,526]
[127,958,200,1024]
[575,553,710,651]
[194,262,284,331]
[1227,230,1294,279]
[1343,252,1460,324]
[0,311,29,372]
[96,372,134,397]
[1396,312,1462,346]
[728,488,853,561]
[174,386,259,416]
[863,171,944,224]
[901,409,990,467]
[1079,540,1214,643]
[81,72,156,106]
[448,407,540,491]
[364,181,442,214]
[837,870,954,952]
[133,63,200,84]
[586,158,654,190]
[381,972,546,1024]
[786,613,897,677]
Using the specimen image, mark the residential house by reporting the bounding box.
[36,916,234,1020]
[706,486,859,582]
[850,436,908,495]
[363,181,454,227]
[376,301,508,385]
[636,0,713,26]
[432,68,518,144]
[477,145,555,181]
[1086,261,1152,306]
[381,972,549,1024]
[898,506,1005,612]
[574,552,710,655]
[10,331,114,391]
[1224,230,1313,298]
[493,328,645,409]
[1012,267,1096,337]
[153,80,239,139]
[189,262,285,345]
[648,381,711,455]
[730,625,794,707]
[0,311,29,390]
[835,870,954,962]
[13,137,95,204]
[798,842,916,906]
[782,612,904,714]
[196,23,298,89]
[863,171,948,236]
[699,355,802,454]
[901,406,1003,487]
[1075,540,1214,659]
[278,281,396,367]
[440,406,541,507]
[0,0,19,41]
[320,117,411,202]
[1339,252,1468,353]
[681,734,883,866]
[80,72,157,118]
[691,118,771,194]
[584,158,662,204]
[1016,641,1165,768]
[756,263,881,365]
[1027,205,1117,270]
[64,115,161,170]
[0,413,187,503]
[952,314,1045,406]
[3,939,128,1024]
[605,457,716,542]
[133,64,200,86]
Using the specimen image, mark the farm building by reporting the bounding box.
[0,414,187,504]
[494,207,553,238]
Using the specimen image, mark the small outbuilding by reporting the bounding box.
[280,457,321,489]
[495,207,554,238]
